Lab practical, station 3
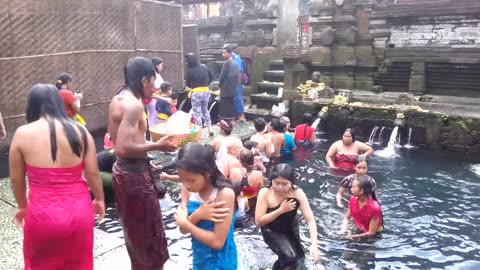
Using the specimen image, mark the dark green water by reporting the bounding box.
[97,133,480,270]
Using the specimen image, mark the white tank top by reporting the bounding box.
[215,139,228,171]
[190,188,218,203]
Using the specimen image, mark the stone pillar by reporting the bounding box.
[283,45,305,100]
[409,62,426,95]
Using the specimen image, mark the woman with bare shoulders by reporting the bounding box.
[255,164,320,269]
[9,84,105,269]
[229,148,264,209]
[326,128,373,174]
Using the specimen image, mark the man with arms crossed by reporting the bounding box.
[108,57,177,270]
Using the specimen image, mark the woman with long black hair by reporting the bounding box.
[339,175,384,238]
[9,84,105,269]
[255,163,320,269]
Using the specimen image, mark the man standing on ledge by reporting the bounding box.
[108,57,177,270]
[224,44,246,122]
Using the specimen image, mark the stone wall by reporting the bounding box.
[289,100,480,153]
[390,16,480,47]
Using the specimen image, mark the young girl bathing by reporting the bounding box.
[336,157,377,208]
[339,175,384,238]
[175,143,237,270]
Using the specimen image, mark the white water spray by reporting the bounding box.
[368,126,379,145]
[376,126,401,158]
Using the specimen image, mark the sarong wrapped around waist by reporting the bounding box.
[112,157,169,269]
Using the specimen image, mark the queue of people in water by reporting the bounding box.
[7,55,382,270]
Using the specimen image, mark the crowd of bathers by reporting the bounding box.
[4,55,383,270]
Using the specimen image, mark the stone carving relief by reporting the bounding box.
[395,93,415,106]
[320,26,336,46]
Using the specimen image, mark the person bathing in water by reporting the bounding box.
[326,128,373,173]
[255,164,320,269]
[336,157,377,208]
[339,175,383,239]
[175,143,237,270]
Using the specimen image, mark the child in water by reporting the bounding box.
[339,175,384,238]
[255,164,320,269]
[336,157,377,208]
[175,143,237,270]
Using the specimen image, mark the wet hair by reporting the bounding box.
[270,118,283,132]
[170,92,178,100]
[26,84,88,162]
[160,82,172,94]
[344,128,356,143]
[253,117,266,132]
[279,119,287,133]
[269,163,296,188]
[176,143,232,190]
[243,140,259,151]
[239,148,255,172]
[356,175,377,201]
[302,113,314,126]
[152,57,163,73]
[354,156,368,166]
[185,53,199,69]
[124,57,156,99]
[55,73,73,89]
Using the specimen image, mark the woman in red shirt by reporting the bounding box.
[339,175,383,238]
[293,113,316,147]
[56,73,82,121]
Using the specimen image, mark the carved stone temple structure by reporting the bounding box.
[184,0,480,100]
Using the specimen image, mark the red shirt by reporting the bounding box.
[294,124,314,142]
[58,89,76,117]
[349,197,383,232]
[171,104,177,114]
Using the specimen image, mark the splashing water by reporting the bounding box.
[376,126,401,158]
[404,127,416,149]
[377,126,386,144]
[367,126,379,145]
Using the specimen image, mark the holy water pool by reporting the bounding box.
[98,135,480,269]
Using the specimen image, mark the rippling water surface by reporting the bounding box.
[98,134,480,270]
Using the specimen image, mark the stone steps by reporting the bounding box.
[270,60,284,70]
[257,82,283,95]
[249,94,283,110]
[263,70,284,83]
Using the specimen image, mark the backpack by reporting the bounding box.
[240,59,251,86]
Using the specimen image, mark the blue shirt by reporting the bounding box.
[232,53,243,74]
[281,133,295,155]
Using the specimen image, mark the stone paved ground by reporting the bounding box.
[0,121,256,269]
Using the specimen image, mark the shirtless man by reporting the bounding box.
[222,137,243,179]
[0,112,6,140]
[250,117,273,164]
[267,118,285,165]
[108,57,177,270]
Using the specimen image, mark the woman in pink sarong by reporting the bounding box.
[326,128,374,175]
[9,84,105,270]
